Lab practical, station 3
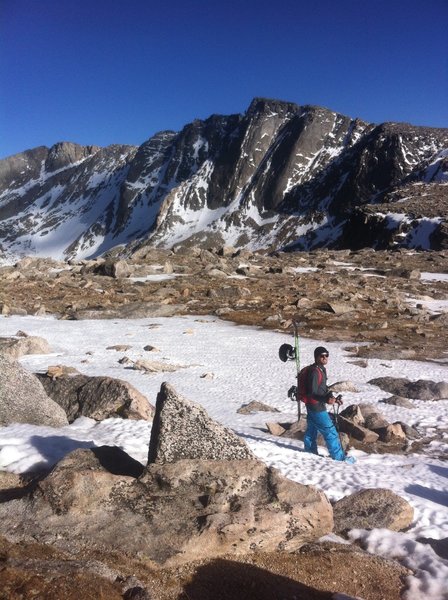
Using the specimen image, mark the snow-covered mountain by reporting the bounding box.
[1,98,447,261]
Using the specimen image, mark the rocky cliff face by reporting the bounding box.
[0,99,446,260]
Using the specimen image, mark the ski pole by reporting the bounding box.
[293,320,301,423]
[332,400,346,456]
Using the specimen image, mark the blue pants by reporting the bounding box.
[304,410,345,461]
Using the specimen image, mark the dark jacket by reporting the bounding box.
[305,364,332,413]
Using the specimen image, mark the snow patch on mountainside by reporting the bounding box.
[423,149,448,183]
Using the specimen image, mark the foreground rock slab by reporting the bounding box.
[0,450,333,567]
[133,458,333,564]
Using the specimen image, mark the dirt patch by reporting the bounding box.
[0,537,410,600]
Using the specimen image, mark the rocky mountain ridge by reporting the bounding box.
[0,98,447,261]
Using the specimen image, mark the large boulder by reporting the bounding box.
[333,488,414,536]
[0,355,68,427]
[369,377,448,400]
[148,382,255,463]
[98,258,132,278]
[35,373,154,422]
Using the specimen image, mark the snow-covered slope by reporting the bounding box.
[0,99,447,261]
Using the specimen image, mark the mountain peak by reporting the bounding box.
[246,97,301,117]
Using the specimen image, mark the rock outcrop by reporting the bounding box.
[0,355,68,427]
[148,382,255,463]
[0,383,333,566]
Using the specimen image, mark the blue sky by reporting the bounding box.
[1,0,447,159]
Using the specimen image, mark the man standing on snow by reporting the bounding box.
[303,346,355,463]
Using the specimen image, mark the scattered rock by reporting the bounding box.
[329,381,360,393]
[333,488,414,536]
[337,416,379,443]
[323,302,355,315]
[101,259,132,278]
[200,372,215,379]
[217,245,236,257]
[132,359,181,373]
[266,422,286,436]
[379,395,415,409]
[237,401,280,414]
[339,405,364,426]
[357,403,380,418]
[0,335,51,359]
[163,260,174,274]
[397,422,421,439]
[375,423,406,442]
[1,305,27,316]
[207,268,228,278]
[364,413,390,430]
[279,419,308,439]
[347,359,369,369]
[106,344,132,351]
[46,364,80,379]
[74,302,182,319]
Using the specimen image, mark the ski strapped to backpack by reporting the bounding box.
[293,320,301,421]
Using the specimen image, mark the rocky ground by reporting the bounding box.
[1,247,447,362]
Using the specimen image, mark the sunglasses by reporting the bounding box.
[319,353,329,358]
